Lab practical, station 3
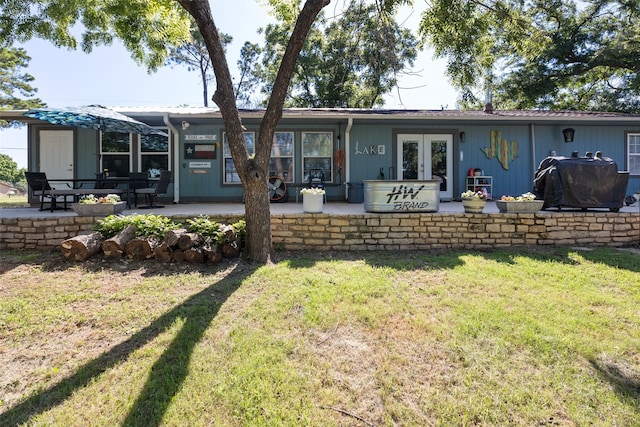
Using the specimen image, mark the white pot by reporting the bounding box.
[303,193,324,213]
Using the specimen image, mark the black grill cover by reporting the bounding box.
[533,156,629,211]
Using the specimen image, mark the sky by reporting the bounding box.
[0,0,458,169]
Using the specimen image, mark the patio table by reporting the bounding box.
[42,178,142,210]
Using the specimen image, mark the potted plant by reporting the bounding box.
[461,189,489,213]
[496,192,544,213]
[300,187,325,213]
[72,194,126,216]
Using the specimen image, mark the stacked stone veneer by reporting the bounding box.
[2,212,638,251]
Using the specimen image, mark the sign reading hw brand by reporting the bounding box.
[363,180,440,213]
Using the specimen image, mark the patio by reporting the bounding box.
[2,199,638,219]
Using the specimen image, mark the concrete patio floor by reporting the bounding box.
[1,200,638,219]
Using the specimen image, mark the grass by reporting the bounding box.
[0,247,639,426]
[0,195,28,208]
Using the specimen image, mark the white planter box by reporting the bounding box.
[71,202,126,216]
[495,200,544,213]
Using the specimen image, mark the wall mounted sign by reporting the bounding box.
[185,134,217,141]
[354,141,386,155]
[482,130,519,170]
[185,143,217,159]
[188,161,212,168]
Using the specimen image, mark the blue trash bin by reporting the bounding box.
[348,182,364,203]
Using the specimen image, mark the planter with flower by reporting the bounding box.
[300,187,325,213]
[72,194,125,216]
[461,189,489,213]
[496,192,544,213]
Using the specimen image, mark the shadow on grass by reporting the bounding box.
[589,358,640,407]
[0,262,256,427]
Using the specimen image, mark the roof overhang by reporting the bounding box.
[3,107,640,126]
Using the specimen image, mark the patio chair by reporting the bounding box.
[25,172,54,211]
[306,168,326,203]
[25,172,79,211]
[133,170,171,208]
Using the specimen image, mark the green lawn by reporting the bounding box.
[1,247,639,426]
[0,195,28,208]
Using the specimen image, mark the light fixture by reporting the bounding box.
[181,121,190,130]
[459,131,466,143]
[562,128,575,143]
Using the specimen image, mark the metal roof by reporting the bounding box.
[3,107,640,124]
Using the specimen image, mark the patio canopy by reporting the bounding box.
[23,105,168,136]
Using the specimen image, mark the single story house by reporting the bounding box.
[2,107,639,205]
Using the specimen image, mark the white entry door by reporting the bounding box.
[39,130,74,180]
[397,134,453,200]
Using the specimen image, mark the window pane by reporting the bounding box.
[629,134,640,154]
[302,132,333,182]
[269,158,294,181]
[629,155,640,174]
[224,132,255,156]
[629,134,640,174]
[223,132,255,184]
[303,158,332,182]
[272,132,294,157]
[141,133,168,153]
[302,132,332,156]
[102,155,129,177]
[142,155,169,178]
[102,132,130,153]
[225,158,241,182]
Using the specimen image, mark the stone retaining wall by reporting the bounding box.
[2,212,638,251]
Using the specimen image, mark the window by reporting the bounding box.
[302,132,333,182]
[141,132,169,178]
[628,133,640,175]
[223,132,255,183]
[101,132,130,177]
[269,132,294,181]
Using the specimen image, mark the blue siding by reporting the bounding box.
[26,111,639,203]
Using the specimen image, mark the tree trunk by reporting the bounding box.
[178,232,202,250]
[172,248,185,263]
[164,228,188,247]
[179,0,330,264]
[203,243,222,264]
[125,236,162,261]
[154,242,174,263]
[183,246,206,263]
[60,232,104,261]
[102,225,136,259]
[221,241,240,259]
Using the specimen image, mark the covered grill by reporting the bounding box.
[533,153,629,212]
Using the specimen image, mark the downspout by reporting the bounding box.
[164,113,180,203]
[344,117,353,200]
[530,123,536,182]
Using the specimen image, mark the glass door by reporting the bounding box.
[397,134,453,200]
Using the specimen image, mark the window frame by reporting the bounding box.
[269,131,295,182]
[100,131,132,177]
[301,131,334,183]
[139,130,170,178]
[223,131,255,184]
[627,132,640,176]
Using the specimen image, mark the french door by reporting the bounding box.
[397,134,453,200]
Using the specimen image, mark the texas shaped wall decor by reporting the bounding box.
[481,130,519,170]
